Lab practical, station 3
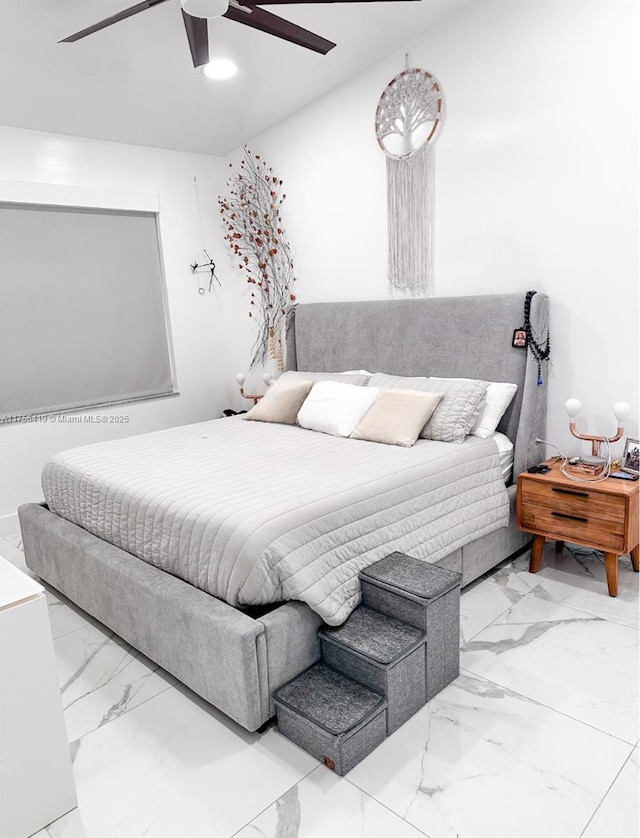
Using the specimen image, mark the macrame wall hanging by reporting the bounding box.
[375,55,445,297]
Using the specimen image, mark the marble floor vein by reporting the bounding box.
[460,590,639,744]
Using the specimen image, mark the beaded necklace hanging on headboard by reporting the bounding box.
[523,290,551,385]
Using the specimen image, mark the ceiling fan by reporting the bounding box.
[60,0,420,69]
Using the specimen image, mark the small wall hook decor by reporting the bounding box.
[190,249,221,294]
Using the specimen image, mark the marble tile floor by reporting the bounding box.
[1,533,638,838]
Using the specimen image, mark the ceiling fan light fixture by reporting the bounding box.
[181,0,230,19]
[202,58,238,80]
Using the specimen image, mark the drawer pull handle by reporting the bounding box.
[552,488,589,499]
[551,511,588,523]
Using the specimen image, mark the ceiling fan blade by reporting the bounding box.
[223,4,336,54]
[247,0,419,3]
[59,0,169,43]
[182,11,210,67]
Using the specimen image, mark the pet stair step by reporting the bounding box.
[273,662,387,776]
[319,606,425,734]
[360,552,462,701]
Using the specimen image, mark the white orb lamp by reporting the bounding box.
[613,402,631,424]
[565,398,631,457]
[235,372,272,405]
[564,398,582,420]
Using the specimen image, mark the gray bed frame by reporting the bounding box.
[19,292,548,732]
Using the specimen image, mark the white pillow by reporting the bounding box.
[474,382,518,438]
[278,370,370,387]
[341,369,373,375]
[297,381,380,437]
[429,378,517,439]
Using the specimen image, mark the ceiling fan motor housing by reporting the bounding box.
[181,0,229,19]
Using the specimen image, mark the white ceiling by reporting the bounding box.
[0,0,471,155]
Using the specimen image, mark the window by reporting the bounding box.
[0,194,176,420]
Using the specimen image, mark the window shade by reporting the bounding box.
[0,202,176,419]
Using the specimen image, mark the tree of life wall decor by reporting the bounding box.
[375,57,445,298]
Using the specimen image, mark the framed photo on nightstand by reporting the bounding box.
[622,437,640,475]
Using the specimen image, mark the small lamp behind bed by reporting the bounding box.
[236,372,274,405]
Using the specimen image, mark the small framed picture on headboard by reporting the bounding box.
[512,329,527,348]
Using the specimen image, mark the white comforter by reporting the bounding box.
[42,418,509,624]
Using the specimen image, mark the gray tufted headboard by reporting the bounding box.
[286,292,549,482]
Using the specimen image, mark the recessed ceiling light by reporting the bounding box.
[202,58,238,81]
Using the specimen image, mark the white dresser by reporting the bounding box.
[0,558,77,837]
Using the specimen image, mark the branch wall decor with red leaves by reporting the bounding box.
[219,147,297,370]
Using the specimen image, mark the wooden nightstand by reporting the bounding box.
[516,460,639,596]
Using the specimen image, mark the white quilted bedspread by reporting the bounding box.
[42,418,509,624]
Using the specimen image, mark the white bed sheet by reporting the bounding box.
[491,432,515,483]
[42,418,510,624]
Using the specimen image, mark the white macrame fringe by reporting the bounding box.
[387,145,434,298]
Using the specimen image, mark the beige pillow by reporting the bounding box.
[351,389,443,447]
[244,379,312,425]
[367,373,487,443]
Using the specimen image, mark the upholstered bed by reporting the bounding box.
[19,292,548,731]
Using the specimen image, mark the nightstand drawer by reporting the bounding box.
[519,504,625,551]
[520,482,626,524]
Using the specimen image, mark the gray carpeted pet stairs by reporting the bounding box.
[273,552,461,775]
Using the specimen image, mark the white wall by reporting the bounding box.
[235,0,639,459]
[0,127,249,530]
